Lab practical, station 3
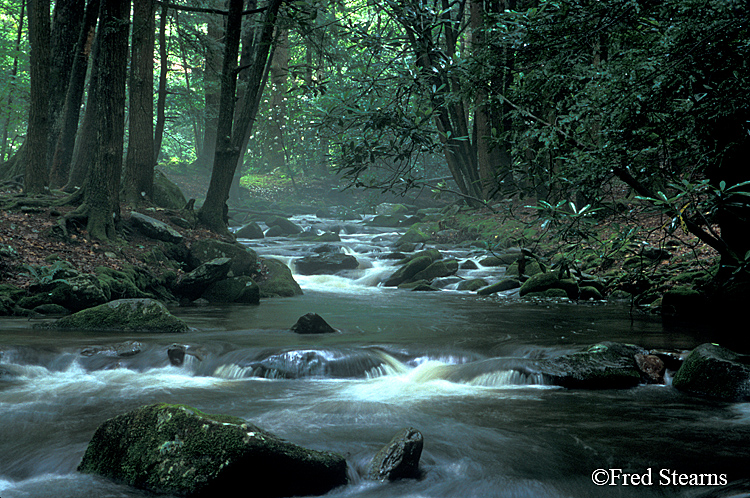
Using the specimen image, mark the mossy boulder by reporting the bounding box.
[411,259,459,282]
[78,403,348,497]
[476,278,521,296]
[188,239,258,277]
[672,343,750,400]
[257,258,303,298]
[456,278,489,292]
[153,169,188,210]
[395,226,430,246]
[539,342,645,389]
[505,260,545,278]
[235,222,265,239]
[266,216,303,235]
[201,276,260,304]
[20,273,108,312]
[295,253,359,275]
[400,248,442,265]
[96,267,149,301]
[368,214,406,228]
[174,258,232,301]
[375,203,410,216]
[384,255,432,287]
[519,272,579,299]
[0,284,24,315]
[49,298,189,333]
[130,212,184,244]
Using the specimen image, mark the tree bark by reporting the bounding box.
[198,0,282,234]
[67,0,130,241]
[153,3,169,162]
[49,0,99,188]
[1,0,26,163]
[47,0,85,165]
[123,0,156,206]
[26,0,51,194]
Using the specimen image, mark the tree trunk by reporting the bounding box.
[67,0,130,241]
[153,3,169,162]
[47,0,85,165]
[262,28,288,172]
[49,0,99,188]
[199,0,283,234]
[1,0,26,163]
[193,15,223,173]
[123,0,156,206]
[25,0,51,194]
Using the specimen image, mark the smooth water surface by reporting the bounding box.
[1,215,748,498]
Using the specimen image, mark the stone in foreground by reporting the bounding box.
[50,298,189,333]
[672,343,750,400]
[78,403,348,497]
[367,427,423,481]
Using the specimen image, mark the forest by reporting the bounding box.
[0,0,749,305]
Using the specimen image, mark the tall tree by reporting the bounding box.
[64,0,130,240]
[198,0,283,234]
[49,0,100,188]
[123,0,156,205]
[1,0,26,163]
[25,0,51,194]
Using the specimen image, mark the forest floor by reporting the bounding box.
[0,172,719,301]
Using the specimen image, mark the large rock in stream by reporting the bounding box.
[367,427,423,481]
[672,343,750,400]
[295,253,359,275]
[48,298,189,333]
[256,258,303,297]
[78,403,348,497]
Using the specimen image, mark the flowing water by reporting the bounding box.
[1,215,749,498]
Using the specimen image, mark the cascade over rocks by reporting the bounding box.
[672,343,750,400]
[367,427,424,481]
[77,403,348,497]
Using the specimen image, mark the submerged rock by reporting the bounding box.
[78,403,348,497]
[672,343,750,400]
[367,427,424,481]
[49,298,189,333]
[290,313,337,334]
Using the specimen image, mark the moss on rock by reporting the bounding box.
[256,258,303,298]
[49,298,189,333]
[78,403,348,497]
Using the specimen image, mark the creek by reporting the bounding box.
[1,214,749,498]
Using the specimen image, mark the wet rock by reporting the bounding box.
[456,278,488,291]
[265,225,286,237]
[395,226,430,246]
[384,255,432,287]
[519,272,579,299]
[411,259,459,282]
[410,283,440,291]
[291,313,337,334]
[672,343,750,400]
[48,298,189,333]
[168,344,185,366]
[188,239,258,277]
[201,276,260,304]
[580,286,604,300]
[459,260,478,270]
[476,278,521,296]
[506,260,545,278]
[235,221,265,239]
[80,341,143,358]
[368,214,406,228]
[367,427,424,481]
[256,258,303,298]
[78,403,348,497]
[375,203,410,216]
[129,212,183,244]
[266,215,303,235]
[635,353,666,383]
[539,342,646,389]
[295,253,359,275]
[174,258,232,301]
[32,303,70,315]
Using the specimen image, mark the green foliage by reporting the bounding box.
[22,259,76,287]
